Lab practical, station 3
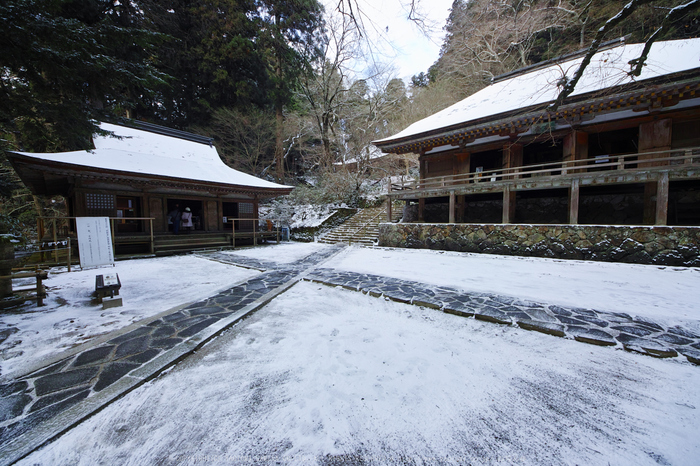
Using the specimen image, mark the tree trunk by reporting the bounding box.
[275,101,284,182]
[0,242,14,298]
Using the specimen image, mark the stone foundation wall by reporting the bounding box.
[378,223,700,266]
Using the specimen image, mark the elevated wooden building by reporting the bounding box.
[7,121,293,255]
[376,38,700,226]
[373,38,700,265]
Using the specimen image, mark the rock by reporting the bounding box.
[475,308,511,325]
[516,319,566,337]
[620,337,678,358]
[679,348,700,365]
[567,327,617,346]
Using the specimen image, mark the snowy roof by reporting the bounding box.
[13,122,292,190]
[375,38,700,147]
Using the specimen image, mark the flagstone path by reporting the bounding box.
[0,244,698,465]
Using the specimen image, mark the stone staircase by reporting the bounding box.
[317,202,402,245]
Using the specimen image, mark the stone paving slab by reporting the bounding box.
[0,244,346,465]
[1,243,697,464]
[305,268,700,366]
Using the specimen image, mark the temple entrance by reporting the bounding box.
[223,201,255,232]
[116,196,142,233]
[166,199,204,232]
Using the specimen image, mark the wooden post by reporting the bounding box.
[232,220,236,249]
[502,186,516,224]
[149,219,154,254]
[655,172,669,225]
[53,219,58,263]
[36,266,44,307]
[253,219,257,246]
[110,218,116,257]
[456,195,465,223]
[449,191,456,224]
[643,182,657,225]
[568,179,580,224]
[67,237,71,272]
[563,130,588,174]
[639,119,672,168]
[418,198,425,223]
[502,143,523,179]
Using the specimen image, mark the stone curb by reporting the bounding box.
[1,279,297,466]
[1,246,347,466]
[0,274,256,384]
[303,271,700,367]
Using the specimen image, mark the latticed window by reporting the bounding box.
[239,202,254,216]
[86,193,115,217]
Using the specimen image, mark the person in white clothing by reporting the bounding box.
[181,207,194,232]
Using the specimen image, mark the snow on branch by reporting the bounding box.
[628,0,700,77]
[548,0,656,112]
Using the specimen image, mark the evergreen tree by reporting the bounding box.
[0,0,168,152]
[133,0,272,128]
[257,0,324,181]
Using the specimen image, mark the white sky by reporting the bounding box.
[323,0,454,81]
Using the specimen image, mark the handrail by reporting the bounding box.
[346,207,387,245]
[228,217,284,248]
[38,216,156,255]
[391,146,700,193]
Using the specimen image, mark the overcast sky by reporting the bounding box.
[322,0,454,81]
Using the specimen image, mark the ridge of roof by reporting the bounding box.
[109,119,214,146]
[490,37,628,84]
[374,37,700,150]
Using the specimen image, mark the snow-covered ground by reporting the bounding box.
[330,247,700,329]
[0,255,258,379]
[223,241,333,264]
[20,280,700,465]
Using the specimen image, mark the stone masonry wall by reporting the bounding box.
[378,223,700,266]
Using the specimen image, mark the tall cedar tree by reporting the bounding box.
[133,0,272,128]
[257,0,323,181]
[0,0,167,152]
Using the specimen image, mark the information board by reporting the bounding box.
[76,217,115,268]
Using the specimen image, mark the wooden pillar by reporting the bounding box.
[568,179,580,224]
[656,172,669,225]
[449,191,456,224]
[639,118,672,224]
[502,186,516,224]
[639,119,672,167]
[418,198,425,223]
[386,198,393,222]
[643,182,657,225]
[419,157,427,187]
[454,152,470,181]
[503,143,523,179]
[455,195,465,223]
[563,130,588,173]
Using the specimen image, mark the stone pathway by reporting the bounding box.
[0,245,345,465]
[305,268,700,365]
[1,244,698,464]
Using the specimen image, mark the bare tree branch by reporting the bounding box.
[628,0,700,76]
[548,0,656,112]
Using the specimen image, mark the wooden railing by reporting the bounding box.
[389,147,700,194]
[228,218,284,248]
[38,217,156,256]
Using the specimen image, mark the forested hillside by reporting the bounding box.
[1,0,698,241]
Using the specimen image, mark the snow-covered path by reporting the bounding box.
[5,242,700,465]
[20,280,700,465]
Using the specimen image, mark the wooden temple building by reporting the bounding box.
[374,38,700,228]
[7,121,293,256]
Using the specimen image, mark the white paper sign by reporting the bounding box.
[76,217,114,268]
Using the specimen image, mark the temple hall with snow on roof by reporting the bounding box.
[6,121,293,256]
[374,38,700,266]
